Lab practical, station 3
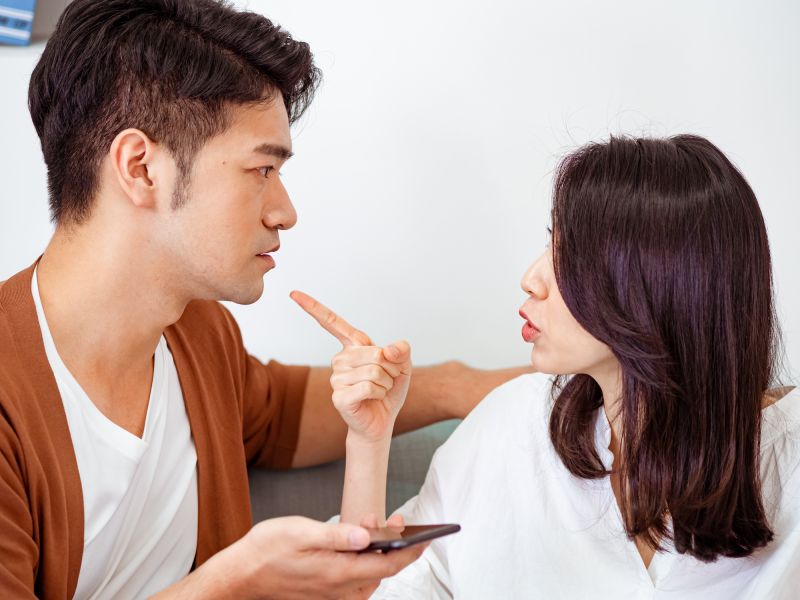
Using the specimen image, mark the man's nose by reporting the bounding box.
[262,177,297,231]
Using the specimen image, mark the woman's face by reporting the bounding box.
[519,245,617,377]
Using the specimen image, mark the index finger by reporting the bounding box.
[345,541,429,581]
[290,290,372,347]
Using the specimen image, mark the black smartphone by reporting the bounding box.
[361,524,461,553]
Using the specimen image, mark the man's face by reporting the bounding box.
[159,96,296,305]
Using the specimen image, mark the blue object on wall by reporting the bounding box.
[0,0,36,46]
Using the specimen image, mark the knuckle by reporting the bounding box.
[323,527,339,551]
[332,390,350,408]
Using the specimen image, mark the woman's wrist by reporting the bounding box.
[341,430,392,524]
[345,428,393,450]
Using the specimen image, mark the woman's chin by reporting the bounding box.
[530,348,568,376]
[530,348,548,372]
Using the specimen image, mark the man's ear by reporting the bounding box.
[108,128,167,211]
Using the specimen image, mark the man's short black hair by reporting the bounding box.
[28,0,320,224]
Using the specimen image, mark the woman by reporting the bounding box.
[296,134,799,598]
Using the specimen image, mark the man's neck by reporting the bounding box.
[37,223,188,384]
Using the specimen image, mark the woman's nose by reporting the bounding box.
[521,253,549,300]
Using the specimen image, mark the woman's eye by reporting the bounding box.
[257,166,275,179]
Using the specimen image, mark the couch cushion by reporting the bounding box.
[249,420,460,522]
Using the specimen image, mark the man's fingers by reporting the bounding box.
[290,290,372,347]
[359,514,379,529]
[386,513,405,531]
[305,521,371,551]
[345,542,429,581]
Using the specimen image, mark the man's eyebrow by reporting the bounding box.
[252,143,294,160]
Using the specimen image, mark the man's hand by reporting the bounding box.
[155,516,425,600]
[290,290,412,445]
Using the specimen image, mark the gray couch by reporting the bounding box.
[249,420,460,522]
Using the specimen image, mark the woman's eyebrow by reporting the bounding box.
[251,142,294,160]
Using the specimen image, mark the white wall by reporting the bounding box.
[1,0,798,379]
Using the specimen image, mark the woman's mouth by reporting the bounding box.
[521,322,541,342]
[519,310,541,342]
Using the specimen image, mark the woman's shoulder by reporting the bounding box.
[758,386,800,529]
[436,372,555,458]
[469,371,554,422]
[761,386,800,446]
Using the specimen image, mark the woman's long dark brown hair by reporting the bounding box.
[548,135,778,562]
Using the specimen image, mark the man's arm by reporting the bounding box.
[291,362,532,468]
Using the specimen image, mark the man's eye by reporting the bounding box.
[257,166,275,179]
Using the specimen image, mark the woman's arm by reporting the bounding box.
[290,291,411,525]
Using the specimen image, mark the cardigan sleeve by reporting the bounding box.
[215,305,310,470]
[240,355,310,469]
[0,409,38,599]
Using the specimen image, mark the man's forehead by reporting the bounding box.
[226,98,292,154]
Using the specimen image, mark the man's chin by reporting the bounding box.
[223,279,265,305]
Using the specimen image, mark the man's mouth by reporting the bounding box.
[257,253,276,268]
[257,245,279,267]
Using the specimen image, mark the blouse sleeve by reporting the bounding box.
[744,404,800,599]
[372,373,547,599]
[372,459,455,600]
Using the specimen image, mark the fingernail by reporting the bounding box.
[349,529,369,548]
[386,345,399,358]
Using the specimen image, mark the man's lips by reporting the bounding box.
[256,245,279,268]
[519,309,541,342]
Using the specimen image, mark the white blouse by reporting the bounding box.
[375,373,800,599]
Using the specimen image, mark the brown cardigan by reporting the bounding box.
[0,263,310,599]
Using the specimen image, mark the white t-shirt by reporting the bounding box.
[375,373,800,599]
[32,269,199,600]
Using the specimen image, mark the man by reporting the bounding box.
[0,0,527,598]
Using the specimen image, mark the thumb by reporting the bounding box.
[383,340,411,366]
[310,521,371,552]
